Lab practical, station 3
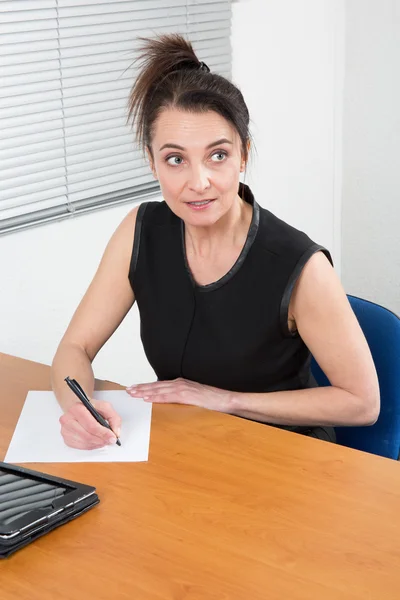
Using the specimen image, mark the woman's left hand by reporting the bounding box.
[126,377,233,413]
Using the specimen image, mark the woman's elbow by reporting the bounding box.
[355,389,380,426]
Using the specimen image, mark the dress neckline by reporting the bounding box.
[180,183,260,292]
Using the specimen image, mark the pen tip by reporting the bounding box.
[116,438,121,447]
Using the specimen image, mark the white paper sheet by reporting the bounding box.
[4,390,152,463]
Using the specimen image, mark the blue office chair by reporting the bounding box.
[311,295,400,459]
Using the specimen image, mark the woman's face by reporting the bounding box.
[148,108,246,226]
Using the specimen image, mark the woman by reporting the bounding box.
[51,34,379,450]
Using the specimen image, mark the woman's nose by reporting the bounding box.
[187,164,211,193]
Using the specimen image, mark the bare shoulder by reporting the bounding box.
[104,204,140,264]
[291,250,337,310]
[287,251,334,332]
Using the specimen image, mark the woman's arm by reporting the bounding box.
[128,252,380,428]
[51,206,139,413]
[229,251,380,426]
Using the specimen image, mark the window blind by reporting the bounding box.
[0,0,232,234]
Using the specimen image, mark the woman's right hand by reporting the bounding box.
[59,400,122,450]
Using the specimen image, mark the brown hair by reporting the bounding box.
[126,34,252,164]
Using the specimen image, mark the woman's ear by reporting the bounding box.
[240,140,251,172]
[146,146,158,179]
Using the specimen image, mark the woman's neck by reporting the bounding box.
[184,194,253,259]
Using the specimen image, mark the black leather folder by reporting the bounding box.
[0,462,99,558]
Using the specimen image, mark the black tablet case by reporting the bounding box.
[0,462,99,558]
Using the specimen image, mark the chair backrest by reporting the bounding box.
[311,295,400,459]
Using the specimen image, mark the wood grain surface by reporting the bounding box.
[1,352,400,599]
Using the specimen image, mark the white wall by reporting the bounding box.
[341,0,400,315]
[0,204,156,386]
[0,0,343,385]
[232,0,344,265]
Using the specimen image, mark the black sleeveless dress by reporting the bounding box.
[128,183,336,442]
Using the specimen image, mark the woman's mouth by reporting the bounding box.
[186,198,216,210]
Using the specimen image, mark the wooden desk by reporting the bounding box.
[1,353,400,599]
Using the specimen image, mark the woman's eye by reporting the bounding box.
[165,152,227,166]
[166,155,183,166]
[211,151,227,162]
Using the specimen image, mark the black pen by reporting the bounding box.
[64,376,121,446]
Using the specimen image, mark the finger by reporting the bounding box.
[127,387,173,399]
[62,432,106,450]
[128,389,181,404]
[143,394,182,404]
[127,383,179,396]
[126,381,170,393]
[61,427,106,450]
[67,404,117,444]
[128,378,186,390]
[92,400,122,437]
[60,414,112,447]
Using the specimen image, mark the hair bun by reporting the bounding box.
[199,61,210,73]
